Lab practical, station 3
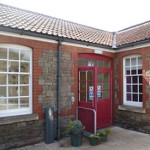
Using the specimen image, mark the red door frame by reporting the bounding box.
[78,54,112,132]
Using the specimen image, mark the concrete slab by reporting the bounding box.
[13,126,150,150]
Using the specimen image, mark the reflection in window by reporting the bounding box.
[0,45,32,117]
[79,71,94,102]
[124,55,142,107]
[78,58,110,68]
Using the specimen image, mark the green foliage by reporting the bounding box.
[89,134,101,140]
[67,120,84,135]
[97,129,110,137]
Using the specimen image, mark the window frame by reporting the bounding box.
[123,55,142,107]
[0,44,32,117]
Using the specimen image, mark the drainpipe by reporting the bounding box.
[57,40,61,140]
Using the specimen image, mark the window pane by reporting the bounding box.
[126,76,131,83]
[131,66,136,74]
[80,71,86,81]
[139,85,142,93]
[98,73,103,81]
[86,59,92,66]
[20,62,29,72]
[78,59,84,66]
[20,86,29,96]
[9,49,19,60]
[104,73,109,81]
[0,74,7,85]
[8,74,18,84]
[139,94,142,102]
[8,86,18,97]
[127,85,131,92]
[138,57,142,65]
[20,74,29,84]
[138,69,142,74]
[0,60,7,72]
[87,71,93,80]
[139,76,142,83]
[103,82,109,90]
[8,98,18,109]
[125,58,130,66]
[132,76,137,83]
[133,85,138,92]
[20,50,30,61]
[133,94,138,102]
[127,93,131,101]
[97,60,104,67]
[0,48,7,59]
[104,61,110,68]
[0,98,7,104]
[131,57,136,66]
[20,98,29,108]
[80,92,86,102]
[80,81,86,90]
[125,67,130,75]
[0,86,6,97]
[9,61,19,72]
[8,98,18,105]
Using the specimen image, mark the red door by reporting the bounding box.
[78,67,96,132]
[96,69,112,128]
[78,54,112,133]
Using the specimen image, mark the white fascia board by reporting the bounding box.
[63,41,115,53]
[116,43,150,52]
[0,31,115,53]
[0,31,57,44]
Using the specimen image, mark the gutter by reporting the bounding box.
[116,38,150,50]
[57,40,62,140]
[0,26,112,50]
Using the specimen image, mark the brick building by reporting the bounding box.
[0,3,150,149]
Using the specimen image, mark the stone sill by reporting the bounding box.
[118,105,146,114]
[0,114,39,125]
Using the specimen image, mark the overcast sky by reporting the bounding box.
[0,0,149,32]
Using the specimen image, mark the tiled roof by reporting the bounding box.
[0,3,150,49]
[0,3,113,47]
[116,21,150,47]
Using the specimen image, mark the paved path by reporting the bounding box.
[13,126,150,150]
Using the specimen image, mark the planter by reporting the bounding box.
[70,134,83,147]
[89,138,98,146]
[101,135,108,142]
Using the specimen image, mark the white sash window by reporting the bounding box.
[0,44,32,117]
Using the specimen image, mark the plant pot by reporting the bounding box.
[70,134,83,147]
[89,138,98,146]
[101,135,108,142]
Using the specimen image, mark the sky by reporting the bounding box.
[0,0,149,32]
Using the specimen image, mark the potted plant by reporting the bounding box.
[98,129,110,142]
[67,120,84,147]
[89,134,101,146]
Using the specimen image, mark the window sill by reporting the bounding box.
[118,105,146,114]
[0,114,39,125]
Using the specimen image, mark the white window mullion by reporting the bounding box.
[0,44,32,117]
[123,55,142,107]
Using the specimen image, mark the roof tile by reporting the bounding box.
[0,3,113,47]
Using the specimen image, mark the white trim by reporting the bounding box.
[0,31,150,53]
[0,31,115,53]
[116,42,150,52]
[0,44,32,117]
[123,55,142,107]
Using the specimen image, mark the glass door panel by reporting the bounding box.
[97,72,110,100]
[79,70,94,102]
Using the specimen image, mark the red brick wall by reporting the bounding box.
[115,46,150,114]
[0,34,115,122]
